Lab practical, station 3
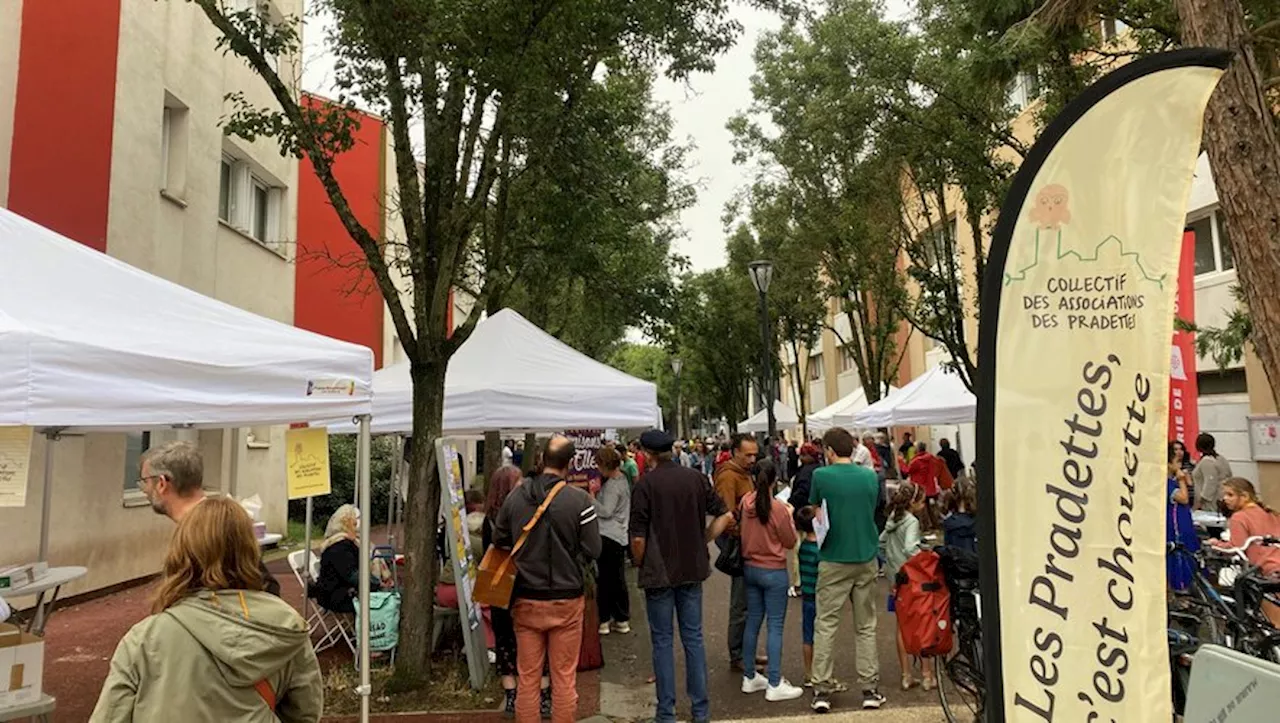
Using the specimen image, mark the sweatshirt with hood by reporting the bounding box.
[739,491,798,570]
[90,589,323,723]
[879,512,923,582]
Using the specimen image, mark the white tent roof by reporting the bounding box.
[851,365,975,427]
[0,207,373,429]
[328,308,659,435]
[807,384,899,431]
[738,400,800,434]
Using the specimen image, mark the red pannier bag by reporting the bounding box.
[894,549,953,657]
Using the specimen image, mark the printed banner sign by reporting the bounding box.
[285,426,331,500]
[436,438,488,690]
[565,429,604,494]
[0,426,32,507]
[976,50,1228,723]
[1170,230,1201,447]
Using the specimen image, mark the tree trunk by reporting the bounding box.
[522,432,538,474]
[1176,0,1280,404]
[394,360,447,681]
[482,430,502,490]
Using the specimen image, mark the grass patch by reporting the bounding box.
[322,657,502,715]
[286,518,325,547]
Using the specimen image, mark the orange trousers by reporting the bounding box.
[511,597,584,723]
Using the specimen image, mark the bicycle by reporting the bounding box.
[935,546,984,723]
[1169,535,1280,662]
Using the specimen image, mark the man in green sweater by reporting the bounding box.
[809,427,885,713]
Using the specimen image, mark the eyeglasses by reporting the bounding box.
[136,474,164,488]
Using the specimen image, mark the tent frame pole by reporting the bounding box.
[37,428,65,563]
[302,496,314,611]
[356,415,373,723]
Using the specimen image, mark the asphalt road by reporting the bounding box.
[596,544,945,721]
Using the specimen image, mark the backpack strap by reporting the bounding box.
[493,480,568,579]
[254,678,278,711]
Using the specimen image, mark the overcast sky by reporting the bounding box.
[301,1,911,272]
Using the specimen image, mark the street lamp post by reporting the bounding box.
[671,356,684,440]
[747,260,776,458]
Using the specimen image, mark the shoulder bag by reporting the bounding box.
[474,481,568,609]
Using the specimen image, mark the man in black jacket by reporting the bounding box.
[495,435,601,723]
[139,441,281,596]
[938,438,966,481]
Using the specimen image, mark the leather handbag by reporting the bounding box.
[474,481,568,609]
[714,507,745,577]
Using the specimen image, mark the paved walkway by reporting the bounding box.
[597,550,944,721]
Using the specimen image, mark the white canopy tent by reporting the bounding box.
[738,400,800,434]
[0,206,378,706]
[852,365,975,427]
[323,308,659,435]
[806,385,899,431]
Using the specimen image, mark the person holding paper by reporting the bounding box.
[809,427,885,713]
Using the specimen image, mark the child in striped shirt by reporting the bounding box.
[796,505,821,686]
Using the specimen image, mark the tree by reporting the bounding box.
[190,0,740,679]
[724,193,827,436]
[663,268,763,432]
[605,343,679,429]
[1008,0,1280,408]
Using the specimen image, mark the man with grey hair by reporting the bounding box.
[139,441,281,596]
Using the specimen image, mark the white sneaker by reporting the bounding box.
[741,674,769,694]
[598,623,611,635]
[612,621,631,634]
[766,679,805,702]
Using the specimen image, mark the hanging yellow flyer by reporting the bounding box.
[0,426,32,507]
[286,426,331,500]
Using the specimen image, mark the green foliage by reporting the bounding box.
[287,435,400,528]
[1176,286,1255,371]
[605,343,679,428]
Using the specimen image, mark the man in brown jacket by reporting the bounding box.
[712,432,758,671]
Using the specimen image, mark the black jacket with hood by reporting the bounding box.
[494,472,602,600]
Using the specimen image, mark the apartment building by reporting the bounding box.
[0,0,305,597]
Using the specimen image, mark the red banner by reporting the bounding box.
[1169,230,1200,447]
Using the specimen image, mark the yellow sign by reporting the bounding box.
[0,426,32,508]
[286,427,331,500]
[979,52,1228,722]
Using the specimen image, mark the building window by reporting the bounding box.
[218,158,233,222]
[160,93,190,198]
[1008,69,1042,111]
[123,431,152,493]
[1188,210,1234,276]
[808,354,824,381]
[218,154,285,250]
[839,345,856,373]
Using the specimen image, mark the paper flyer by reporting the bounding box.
[0,426,32,507]
[285,426,331,500]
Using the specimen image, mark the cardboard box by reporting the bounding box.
[0,623,43,708]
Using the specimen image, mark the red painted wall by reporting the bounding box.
[7,0,122,251]
[295,96,386,368]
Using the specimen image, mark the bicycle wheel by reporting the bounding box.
[938,643,984,723]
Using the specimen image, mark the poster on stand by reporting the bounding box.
[565,429,604,494]
[976,50,1228,723]
[435,437,488,690]
[286,426,331,500]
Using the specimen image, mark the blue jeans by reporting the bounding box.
[743,564,790,686]
[644,583,710,723]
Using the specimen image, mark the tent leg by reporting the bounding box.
[37,430,60,563]
[357,416,372,723]
[302,496,313,609]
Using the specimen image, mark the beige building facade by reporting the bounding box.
[0,0,303,598]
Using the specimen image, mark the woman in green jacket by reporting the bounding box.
[91,497,323,722]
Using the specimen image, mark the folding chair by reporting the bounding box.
[370,545,401,591]
[287,549,356,656]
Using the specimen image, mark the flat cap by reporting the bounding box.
[639,429,674,453]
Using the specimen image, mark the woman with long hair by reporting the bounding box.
[1193,432,1233,513]
[483,464,549,717]
[1167,441,1199,591]
[91,497,322,722]
[738,459,802,701]
[1211,478,1280,626]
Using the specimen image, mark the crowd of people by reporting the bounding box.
[67,426,1280,723]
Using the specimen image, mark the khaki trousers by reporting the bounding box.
[785,537,801,588]
[811,559,880,691]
